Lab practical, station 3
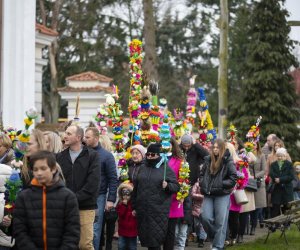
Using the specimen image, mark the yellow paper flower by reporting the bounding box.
[18,134,30,143]
[24,118,33,127]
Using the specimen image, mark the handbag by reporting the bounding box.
[233,189,249,205]
[245,178,258,192]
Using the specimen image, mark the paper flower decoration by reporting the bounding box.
[5,169,22,220]
[176,161,191,201]
[185,76,197,132]
[159,115,172,153]
[245,116,262,153]
[227,124,238,145]
[197,88,216,149]
[13,108,38,162]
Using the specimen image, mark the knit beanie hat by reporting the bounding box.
[181,134,193,145]
[131,145,147,158]
[147,143,161,154]
[276,147,287,156]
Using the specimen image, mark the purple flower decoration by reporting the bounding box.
[118,158,126,167]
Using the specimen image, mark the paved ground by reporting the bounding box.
[110,227,267,249]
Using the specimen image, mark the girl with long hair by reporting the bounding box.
[200,139,237,250]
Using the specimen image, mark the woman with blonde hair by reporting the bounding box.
[12,129,47,187]
[43,131,63,153]
[99,134,113,152]
[0,133,15,166]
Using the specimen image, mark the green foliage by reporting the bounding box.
[230,225,300,250]
[229,0,300,159]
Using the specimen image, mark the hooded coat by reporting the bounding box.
[131,157,180,248]
[13,176,80,250]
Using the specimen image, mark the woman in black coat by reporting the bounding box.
[269,147,294,218]
[199,139,237,250]
[131,143,180,250]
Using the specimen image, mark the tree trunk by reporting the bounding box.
[217,0,229,139]
[39,0,63,123]
[142,0,158,81]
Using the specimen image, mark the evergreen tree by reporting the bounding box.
[230,0,300,158]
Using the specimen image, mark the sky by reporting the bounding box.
[285,0,300,59]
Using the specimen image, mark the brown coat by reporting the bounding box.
[250,154,266,208]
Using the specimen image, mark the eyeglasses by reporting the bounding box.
[146,152,158,157]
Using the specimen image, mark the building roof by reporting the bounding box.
[66,71,113,82]
[36,23,58,36]
[57,85,113,93]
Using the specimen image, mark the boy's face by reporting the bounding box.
[32,159,56,186]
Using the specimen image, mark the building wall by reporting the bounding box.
[1,0,36,129]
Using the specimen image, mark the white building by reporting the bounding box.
[0,0,57,129]
[58,71,113,128]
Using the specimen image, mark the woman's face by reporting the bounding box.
[44,134,50,151]
[277,153,286,161]
[26,135,39,157]
[131,149,143,163]
[213,143,219,156]
[274,143,280,152]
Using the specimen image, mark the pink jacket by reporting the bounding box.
[191,181,204,217]
[168,157,184,218]
[230,167,249,212]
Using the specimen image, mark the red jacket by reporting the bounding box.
[116,200,138,237]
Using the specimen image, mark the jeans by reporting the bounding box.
[118,236,137,250]
[257,208,264,224]
[174,222,188,250]
[201,195,230,249]
[0,247,11,250]
[194,216,207,240]
[93,194,107,250]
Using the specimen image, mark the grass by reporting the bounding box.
[230,226,300,250]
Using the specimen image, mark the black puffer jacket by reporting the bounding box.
[131,158,180,248]
[56,146,100,210]
[13,178,80,250]
[127,159,144,184]
[181,143,209,186]
[199,149,237,196]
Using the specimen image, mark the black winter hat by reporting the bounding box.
[147,143,161,154]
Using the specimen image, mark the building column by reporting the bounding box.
[1,0,36,129]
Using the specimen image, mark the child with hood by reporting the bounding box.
[13,151,80,250]
[116,182,138,250]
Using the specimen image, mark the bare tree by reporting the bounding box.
[217,0,228,139]
[39,0,63,123]
[142,0,158,82]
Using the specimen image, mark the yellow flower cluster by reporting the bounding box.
[176,161,191,201]
[24,118,33,127]
[18,133,30,143]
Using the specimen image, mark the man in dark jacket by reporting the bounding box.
[180,134,209,186]
[84,127,118,250]
[57,125,100,250]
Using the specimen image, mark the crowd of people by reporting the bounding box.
[0,124,299,250]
